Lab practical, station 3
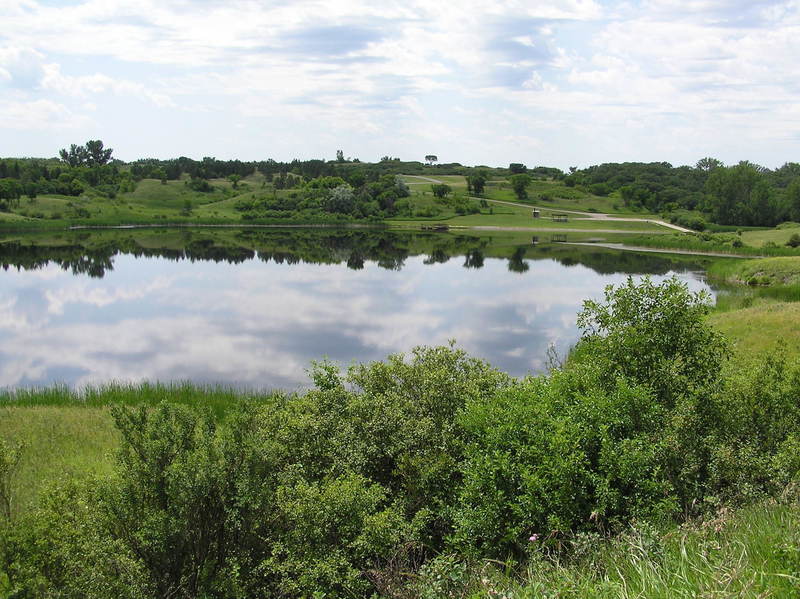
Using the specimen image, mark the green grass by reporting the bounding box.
[392,197,665,232]
[0,406,117,516]
[0,173,678,236]
[0,381,275,415]
[709,302,800,363]
[504,500,800,598]
[625,232,800,257]
[0,382,282,515]
[709,256,800,286]
[742,222,800,247]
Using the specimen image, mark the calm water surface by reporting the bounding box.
[0,230,713,389]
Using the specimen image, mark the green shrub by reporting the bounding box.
[0,479,148,599]
[575,276,727,407]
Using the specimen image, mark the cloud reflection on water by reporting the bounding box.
[0,254,712,390]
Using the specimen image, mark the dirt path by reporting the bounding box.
[403,175,443,184]
[400,177,692,233]
[476,197,692,233]
[468,226,654,235]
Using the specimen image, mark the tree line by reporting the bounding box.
[564,159,800,227]
[3,141,800,228]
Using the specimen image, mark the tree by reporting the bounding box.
[468,172,487,195]
[324,184,356,214]
[786,179,800,223]
[228,174,241,189]
[84,140,113,166]
[425,155,438,165]
[59,140,113,167]
[705,162,769,225]
[509,163,527,174]
[509,173,531,201]
[431,183,451,199]
[24,181,38,200]
[695,157,724,172]
[336,149,345,163]
[59,143,88,167]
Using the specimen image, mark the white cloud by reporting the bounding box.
[0,98,88,130]
[0,0,798,165]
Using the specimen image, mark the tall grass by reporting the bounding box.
[0,382,285,515]
[421,500,800,598]
[0,381,282,418]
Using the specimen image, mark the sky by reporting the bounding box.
[1,0,798,169]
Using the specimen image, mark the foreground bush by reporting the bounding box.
[2,277,800,597]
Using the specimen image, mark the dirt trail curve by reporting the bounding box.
[475,198,692,233]
[402,175,444,184]
[400,175,692,233]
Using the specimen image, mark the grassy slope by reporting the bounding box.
[741,222,800,247]
[1,406,117,514]
[710,302,800,362]
[728,256,800,286]
[0,173,686,244]
[506,500,800,598]
[706,256,800,364]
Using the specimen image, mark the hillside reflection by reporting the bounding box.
[0,228,709,279]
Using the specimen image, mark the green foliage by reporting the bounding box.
[103,403,230,598]
[510,174,531,201]
[576,276,727,405]
[0,438,23,520]
[1,479,148,599]
[4,277,800,596]
[431,183,452,198]
[467,172,487,195]
[59,140,113,168]
[186,177,212,192]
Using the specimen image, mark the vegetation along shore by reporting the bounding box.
[3,143,800,597]
[2,271,800,597]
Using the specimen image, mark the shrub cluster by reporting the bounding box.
[2,278,800,597]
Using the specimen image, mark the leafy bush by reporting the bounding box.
[1,479,148,599]
[575,276,727,406]
[5,279,800,595]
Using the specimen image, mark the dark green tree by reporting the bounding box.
[431,183,451,199]
[59,143,88,167]
[510,173,531,201]
[85,140,113,166]
[786,179,800,223]
[468,172,487,195]
[695,157,723,172]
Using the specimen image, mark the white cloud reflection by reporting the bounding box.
[0,254,711,390]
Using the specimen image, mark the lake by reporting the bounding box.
[0,228,714,390]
